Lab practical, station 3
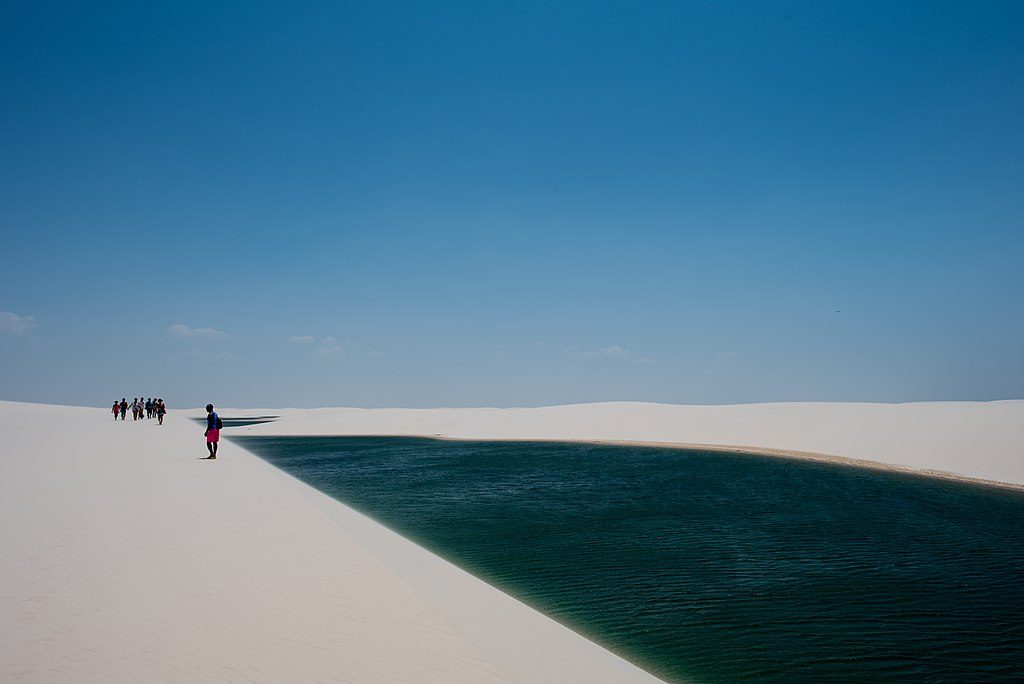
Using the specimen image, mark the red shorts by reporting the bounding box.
[206,428,221,443]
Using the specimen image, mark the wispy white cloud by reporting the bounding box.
[566,344,656,365]
[317,345,345,355]
[316,337,346,355]
[703,349,742,374]
[289,334,352,355]
[368,350,384,358]
[599,345,631,359]
[712,349,740,363]
[0,311,37,336]
[167,323,227,340]
[491,345,508,358]
[566,345,632,360]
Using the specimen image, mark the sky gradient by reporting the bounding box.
[2,1,1023,408]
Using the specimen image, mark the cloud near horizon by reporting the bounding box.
[166,323,228,340]
[316,336,346,355]
[288,334,348,355]
[317,344,345,355]
[566,345,632,360]
[565,344,655,365]
[0,311,38,336]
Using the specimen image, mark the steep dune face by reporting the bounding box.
[210,401,1024,488]
[0,401,661,683]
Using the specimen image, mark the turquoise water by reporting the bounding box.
[233,436,1024,683]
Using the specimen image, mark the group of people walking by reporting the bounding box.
[112,397,167,425]
[109,397,221,459]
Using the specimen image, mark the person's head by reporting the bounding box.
[206,403,214,413]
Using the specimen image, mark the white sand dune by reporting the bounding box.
[0,401,661,683]
[211,400,1024,488]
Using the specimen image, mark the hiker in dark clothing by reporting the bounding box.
[204,403,221,459]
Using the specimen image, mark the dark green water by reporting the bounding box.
[233,436,1024,683]
[190,416,278,428]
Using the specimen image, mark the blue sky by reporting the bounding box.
[1,1,1022,408]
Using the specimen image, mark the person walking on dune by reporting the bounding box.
[112,401,120,420]
[204,403,221,459]
[119,398,128,420]
[156,399,167,425]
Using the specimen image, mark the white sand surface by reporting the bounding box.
[0,401,661,683]
[206,401,1024,488]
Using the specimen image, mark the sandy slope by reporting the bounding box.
[208,401,1024,488]
[0,401,661,683]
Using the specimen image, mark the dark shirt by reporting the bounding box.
[207,412,219,431]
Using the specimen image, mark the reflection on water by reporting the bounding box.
[190,416,279,428]
[234,436,1024,683]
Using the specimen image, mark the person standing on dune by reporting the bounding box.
[204,403,221,459]
[156,399,167,425]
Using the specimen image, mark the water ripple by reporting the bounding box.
[236,436,1024,683]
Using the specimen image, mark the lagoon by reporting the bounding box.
[234,436,1024,682]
